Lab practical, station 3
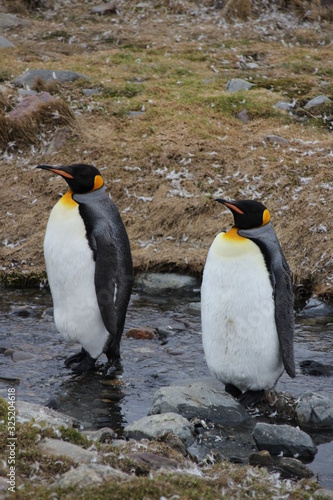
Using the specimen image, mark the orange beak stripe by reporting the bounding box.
[224,202,244,215]
[50,168,74,179]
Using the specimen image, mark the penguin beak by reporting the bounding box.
[215,198,244,215]
[37,165,74,179]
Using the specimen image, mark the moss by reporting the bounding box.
[59,426,92,449]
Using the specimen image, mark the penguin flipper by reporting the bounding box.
[238,223,295,378]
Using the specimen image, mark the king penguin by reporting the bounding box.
[201,198,295,407]
[37,163,133,374]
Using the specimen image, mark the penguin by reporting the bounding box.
[37,163,133,374]
[201,198,295,407]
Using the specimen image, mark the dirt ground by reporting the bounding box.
[0,0,332,300]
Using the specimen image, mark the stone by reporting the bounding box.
[82,88,101,96]
[135,273,199,295]
[296,392,333,430]
[274,457,314,479]
[314,490,333,499]
[300,360,333,376]
[150,378,251,426]
[17,400,75,429]
[0,13,29,28]
[304,95,331,109]
[236,109,251,123]
[274,101,293,111]
[264,135,289,145]
[253,423,317,459]
[226,78,254,92]
[184,302,201,315]
[46,128,71,154]
[13,69,88,88]
[82,427,115,443]
[7,93,56,121]
[0,36,14,48]
[125,327,157,339]
[249,450,273,467]
[54,463,127,488]
[124,412,195,446]
[91,3,118,15]
[299,298,333,318]
[40,438,98,464]
[126,452,179,471]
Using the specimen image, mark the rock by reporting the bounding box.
[274,101,293,111]
[91,3,118,15]
[12,351,36,362]
[82,427,115,443]
[264,135,289,145]
[17,400,75,429]
[127,110,145,117]
[156,432,188,456]
[296,392,333,430]
[253,422,317,459]
[54,463,127,488]
[125,327,157,339]
[124,412,195,446]
[300,360,333,376]
[13,69,88,88]
[150,378,251,426]
[46,128,71,154]
[304,95,331,109]
[314,490,333,499]
[226,78,254,92]
[135,273,199,295]
[299,298,333,318]
[274,457,314,479]
[7,93,57,121]
[0,35,14,48]
[0,13,29,28]
[249,450,273,467]
[126,452,179,471]
[10,306,35,317]
[40,438,98,464]
[236,109,251,123]
[44,397,60,410]
[82,88,101,96]
[183,301,201,315]
[244,62,259,69]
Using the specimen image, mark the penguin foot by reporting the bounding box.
[225,383,242,398]
[104,359,123,378]
[65,349,96,374]
[238,389,265,408]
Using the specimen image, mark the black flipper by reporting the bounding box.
[238,223,295,378]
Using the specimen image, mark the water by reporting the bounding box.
[0,284,332,487]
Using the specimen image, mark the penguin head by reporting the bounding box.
[215,198,271,229]
[37,163,104,194]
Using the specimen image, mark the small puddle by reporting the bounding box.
[0,282,332,488]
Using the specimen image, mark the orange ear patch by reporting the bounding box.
[93,174,104,191]
[262,209,271,225]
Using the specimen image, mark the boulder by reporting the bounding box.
[39,438,98,464]
[13,69,88,88]
[296,392,333,430]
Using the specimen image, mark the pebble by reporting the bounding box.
[304,95,331,110]
[253,422,317,459]
[296,392,333,430]
[124,412,195,446]
[226,78,254,92]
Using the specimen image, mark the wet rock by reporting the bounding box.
[10,306,35,317]
[135,273,199,295]
[0,36,14,48]
[17,400,75,429]
[300,360,333,376]
[44,396,60,410]
[226,78,254,92]
[7,93,56,122]
[82,427,115,443]
[264,135,289,145]
[126,452,179,471]
[249,450,273,467]
[12,351,36,362]
[299,298,333,318]
[53,463,127,488]
[274,457,314,480]
[40,438,98,464]
[42,307,54,320]
[236,109,251,123]
[253,423,317,459]
[0,13,29,28]
[13,69,88,88]
[125,327,157,339]
[296,392,333,430]
[91,3,118,15]
[314,489,333,499]
[304,95,331,110]
[274,101,293,111]
[184,301,201,315]
[124,412,195,446]
[150,378,251,426]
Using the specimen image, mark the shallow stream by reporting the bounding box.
[0,281,332,488]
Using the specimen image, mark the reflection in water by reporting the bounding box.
[0,285,332,486]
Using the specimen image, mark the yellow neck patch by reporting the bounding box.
[59,191,77,207]
[262,208,270,226]
[93,175,104,191]
[222,226,247,242]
